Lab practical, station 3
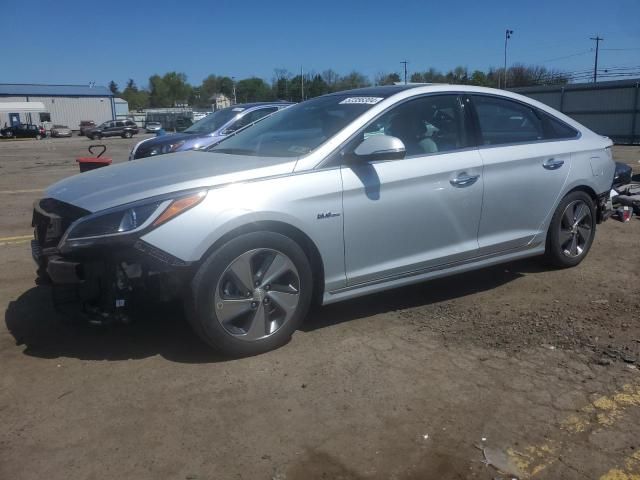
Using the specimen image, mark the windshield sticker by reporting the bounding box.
[339,97,384,105]
[232,107,245,112]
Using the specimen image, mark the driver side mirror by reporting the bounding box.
[352,135,406,162]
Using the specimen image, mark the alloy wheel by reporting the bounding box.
[214,249,301,341]
[559,200,593,258]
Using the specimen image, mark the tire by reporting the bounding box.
[185,231,313,357]
[92,134,101,140]
[544,191,596,268]
[35,134,42,140]
[122,131,132,139]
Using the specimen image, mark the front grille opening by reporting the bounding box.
[33,198,91,247]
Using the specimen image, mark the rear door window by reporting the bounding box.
[472,95,544,146]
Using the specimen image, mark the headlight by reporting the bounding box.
[149,140,186,156]
[63,191,206,242]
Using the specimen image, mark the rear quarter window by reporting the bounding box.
[539,112,579,140]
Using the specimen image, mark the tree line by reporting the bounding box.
[108,64,568,111]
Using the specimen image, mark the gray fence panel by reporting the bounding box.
[527,92,562,111]
[563,88,635,113]
[513,79,640,144]
[570,113,633,137]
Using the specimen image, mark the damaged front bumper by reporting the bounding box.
[32,200,195,324]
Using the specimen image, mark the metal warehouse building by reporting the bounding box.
[0,83,116,131]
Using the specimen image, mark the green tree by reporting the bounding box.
[148,74,169,107]
[308,74,329,98]
[235,77,273,102]
[321,69,340,92]
[335,71,370,91]
[108,80,119,95]
[375,72,401,85]
[272,69,291,100]
[163,72,191,106]
[199,75,234,106]
[469,70,489,86]
[121,79,149,111]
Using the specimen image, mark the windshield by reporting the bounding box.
[184,107,241,134]
[208,95,380,157]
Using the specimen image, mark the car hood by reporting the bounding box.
[45,150,296,212]
[143,132,207,146]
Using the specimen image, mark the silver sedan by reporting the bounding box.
[33,85,615,356]
[50,125,72,137]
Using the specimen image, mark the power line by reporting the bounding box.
[538,50,592,64]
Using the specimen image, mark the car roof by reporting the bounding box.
[231,101,294,110]
[326,84,423,98]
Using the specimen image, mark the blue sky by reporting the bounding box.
[2,0,639,88]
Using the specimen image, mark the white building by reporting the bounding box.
[0,83,115,131]
[211,93,232,111]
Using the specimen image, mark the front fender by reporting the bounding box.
[140,169,347,291]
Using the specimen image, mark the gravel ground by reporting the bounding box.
[0,137,639,480]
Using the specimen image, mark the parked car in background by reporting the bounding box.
[145,122,162,133]
[175,117,193,132]
[79,120,96,136]
[130,102,292,159]
[50,125,72,137]
[86,119,139,140]
[33,85,615,356]
[1,124,46,139]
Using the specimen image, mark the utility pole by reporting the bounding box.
[590,35,604,83]
[502,29,514,89]
[301,66,304,101]
[231,76,237,104]
[400,61,409,84]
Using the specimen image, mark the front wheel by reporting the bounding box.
[544,191,596,268]
[185,231,313,357]
[122,131,132,139]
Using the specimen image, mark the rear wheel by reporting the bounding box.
[122,131,132,139]
[544,191,596,268]
[185,231,313,357]
[35,134,42,140]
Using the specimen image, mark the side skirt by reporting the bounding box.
[322,243,545,305]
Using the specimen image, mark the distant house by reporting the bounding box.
[210,93,231,111]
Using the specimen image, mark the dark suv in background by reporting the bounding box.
[1,124,46,139]
[79,120,96,136]
[86,120,139,139]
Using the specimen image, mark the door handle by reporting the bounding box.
[542,158,564,170]
[450,172,480,187]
